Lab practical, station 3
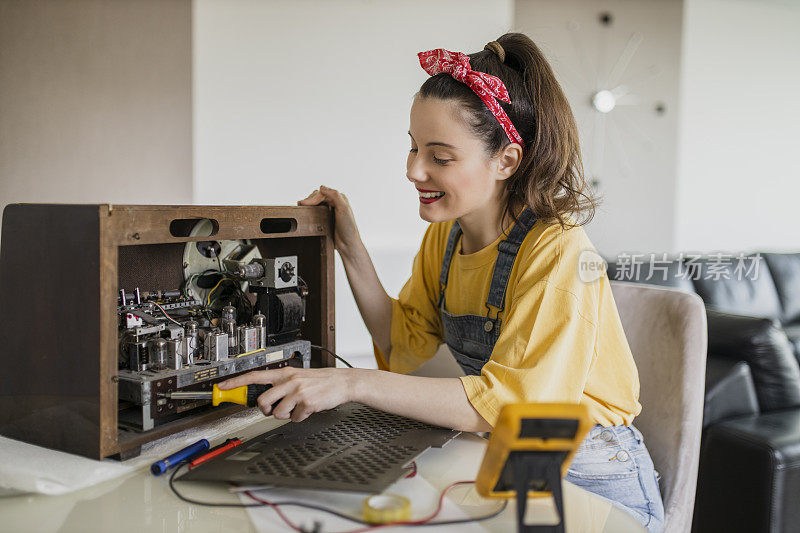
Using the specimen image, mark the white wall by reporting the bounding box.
[675,0,800,252]
[193,0,514,363]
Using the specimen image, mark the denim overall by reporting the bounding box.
[438,206,538,375]
[437,206,665,532]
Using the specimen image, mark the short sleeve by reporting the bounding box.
[372,224,445,374]
[459,230,599,426]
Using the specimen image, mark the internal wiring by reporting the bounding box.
[152,301,183,327]
[205,278,227,307]
[311,345,354,368]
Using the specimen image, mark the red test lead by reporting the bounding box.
[189,438,242,469]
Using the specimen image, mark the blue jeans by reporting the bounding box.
[565,424,665,533]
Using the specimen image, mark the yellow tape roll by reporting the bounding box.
[362,493,411,524]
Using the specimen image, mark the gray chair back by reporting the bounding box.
[610,281,707,533]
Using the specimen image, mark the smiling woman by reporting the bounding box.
[406,96,524,254]
[227,32,664,532]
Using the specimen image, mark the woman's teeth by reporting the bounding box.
[419,191,445,199]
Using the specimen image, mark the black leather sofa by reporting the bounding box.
[606,253,800,532]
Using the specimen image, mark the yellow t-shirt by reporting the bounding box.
[372,217,641,428]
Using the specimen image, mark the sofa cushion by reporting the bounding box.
[704,356,759,428]
[605,258,695,293]
[692,255,782,319]
[707,309,800,412]
[781,321,800,365]
[763,252,800,324]
[693,410,800,533]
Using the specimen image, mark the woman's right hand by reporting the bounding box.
[298,185,362,257]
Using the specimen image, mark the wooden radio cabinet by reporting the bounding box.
[0,204,335,459]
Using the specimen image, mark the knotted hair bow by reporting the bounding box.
[418,48,525,149]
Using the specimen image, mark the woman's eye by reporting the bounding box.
[408,148,450,165]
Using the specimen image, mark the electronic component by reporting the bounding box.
[116,246,312,431]
[252,312,267,349]
[233,256,297,289]
[125,340,149,372]
[118,340,309,431]
[149,338,168,370]
[166,339,183,370]
[184,320,199,365]
[204,330,229,362]
[220,305,238,356]
[181,220,263,305]
[233,256,308,346]
[238,325,259,353]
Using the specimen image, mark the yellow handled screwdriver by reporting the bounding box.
[164,383,276,409]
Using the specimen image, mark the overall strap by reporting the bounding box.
[438,221,463,305]
[485,206,538,315]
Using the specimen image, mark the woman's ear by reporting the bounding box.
[495,143,523,180]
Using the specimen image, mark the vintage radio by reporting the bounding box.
[0,204,335,459]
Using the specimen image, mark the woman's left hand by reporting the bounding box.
[217,367,357,422]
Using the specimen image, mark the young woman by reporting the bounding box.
[220,33,665,532]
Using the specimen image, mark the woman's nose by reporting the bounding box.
[406,155,427,183]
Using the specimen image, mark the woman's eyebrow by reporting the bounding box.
[408,131,457,149]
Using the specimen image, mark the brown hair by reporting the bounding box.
[416,32,598,231]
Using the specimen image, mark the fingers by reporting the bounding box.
[217,368,282,389]
[297,185,348,207]
[321,185,350,206]
[290,404,313,423]
[297,188,325,206]
[271,396,298,420]
[255,381,292,415]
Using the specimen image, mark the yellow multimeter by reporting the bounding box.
[475,403,593,533]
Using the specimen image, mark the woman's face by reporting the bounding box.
[406,96,510,223]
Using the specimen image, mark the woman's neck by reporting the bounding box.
[457,201,514,255]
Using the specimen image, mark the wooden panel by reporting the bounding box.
[99,205,118,455]
[0,204,102,457]
[104,205,329,245]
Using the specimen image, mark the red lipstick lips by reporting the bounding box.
[416,187,445,204]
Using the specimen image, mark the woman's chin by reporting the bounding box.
[419,207,444,223]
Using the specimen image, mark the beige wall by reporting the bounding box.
[0,0,193,234]
[515,0,684,258]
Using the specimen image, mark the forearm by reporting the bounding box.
[338,242,393,357]
[350,369,492,432]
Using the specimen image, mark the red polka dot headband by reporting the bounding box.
[417,48,525,149]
